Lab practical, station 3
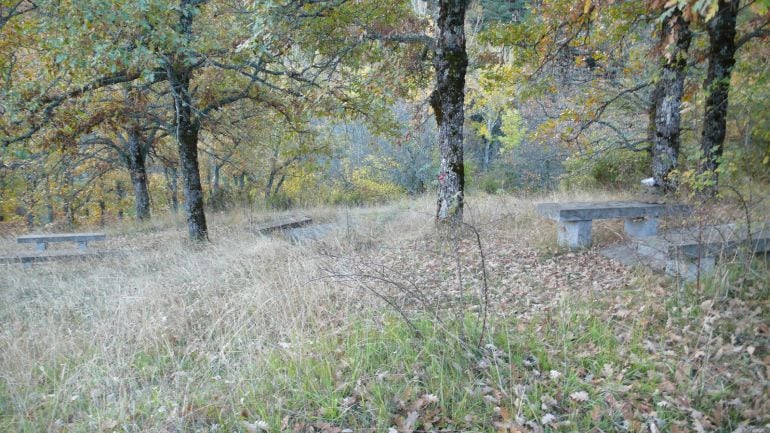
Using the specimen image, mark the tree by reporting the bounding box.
[650,6,692,191]
[699,0,740,191]
[431,0,470,223]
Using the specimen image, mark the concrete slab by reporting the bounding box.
[251,216,313,234]
[558,220,592,249]
[601,222,769,282]
[17,233,107,243]
[0,249,118,265]
[536,201,691,222]
[599,243,667,271]
[624,217,659,238]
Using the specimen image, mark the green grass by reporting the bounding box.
[227,301,680,432]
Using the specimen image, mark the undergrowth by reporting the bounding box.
[0,193,768,432]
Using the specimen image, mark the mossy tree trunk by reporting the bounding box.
[651,9,691,192]
[166,0,207,241]
[700,0,739,192]
[430,0,469,223]
[126,126,152,221]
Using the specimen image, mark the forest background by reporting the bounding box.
[0,0,769,236]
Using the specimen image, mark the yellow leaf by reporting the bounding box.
[704,1,719,21]
[583,0,592,14]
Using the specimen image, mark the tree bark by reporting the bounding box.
[651,9,691,192]
[164,166,180,213]
[116,180,125,220]
[700,0,739,191]
[430,0,469,223]
[265,167,276,201]
[167,0,207,241]
[173,91,208,240]
[126,127,151,220]
[63,166,74,227]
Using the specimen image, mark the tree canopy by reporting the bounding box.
[1,0,768,234]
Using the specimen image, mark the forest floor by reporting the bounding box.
[0,192,768,433]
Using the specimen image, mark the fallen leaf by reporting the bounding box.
[570,391,589,402]
[541,413,556,425]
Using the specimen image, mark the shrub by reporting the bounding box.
[561,148,650,190]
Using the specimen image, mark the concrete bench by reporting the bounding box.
[17,232,107,252]
[0,249,107,265]
[536,201,691,249]
[664,224,770,280]
[251,216,312,234]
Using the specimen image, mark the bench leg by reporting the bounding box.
[36,242,47,252]
[624,217,658,238]
[77,241,88,250]
[557,220,592,249]
[666,256,716,281]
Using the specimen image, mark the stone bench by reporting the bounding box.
[0,249,108,265]
[250,216,312,234]
[664,224,770,280]
[536,201,691,249]
[17,232,106,251]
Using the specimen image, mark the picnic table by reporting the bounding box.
[536,201,691,249]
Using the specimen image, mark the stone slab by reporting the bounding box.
[624,217,659,238]
[536,201,691,222]
[0,249,117,265]
[17,232,107,244]
[599,243,667,271]
[286,223,336,244]
[659,224,770,258]
[601,222,769,282]
[558,220,592,249]
[251,216,313,234]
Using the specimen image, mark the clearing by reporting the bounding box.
[0,193,768,433]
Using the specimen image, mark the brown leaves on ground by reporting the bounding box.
[316,217,770,432]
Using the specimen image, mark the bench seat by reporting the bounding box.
[0,249,116,265]
[17,232,106,251]
[251,217,312,234]
[663,224,770,279]
[536,201,692,249]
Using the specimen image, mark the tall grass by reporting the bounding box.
[1,192,767,432]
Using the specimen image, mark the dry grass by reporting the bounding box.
[1,191,768,432]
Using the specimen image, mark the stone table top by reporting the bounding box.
[536,201,691,222]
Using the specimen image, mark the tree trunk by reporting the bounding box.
[265,158,278,201]
[164,166,180,213]
[167,0,207,241]
[63,166,74,227]
[212,164,220,197]
[126,128,151,220]
[116,180,125,220]
[25,208,34,229]
[99,198,106,226]
[651,9,691,192]
[647,79,663,159]
[274,173,286,197]
[430,0,469,223]
[45,177,55,224]
[174,102,207,240]
[700,0,739,192]
[210,163,222,210]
